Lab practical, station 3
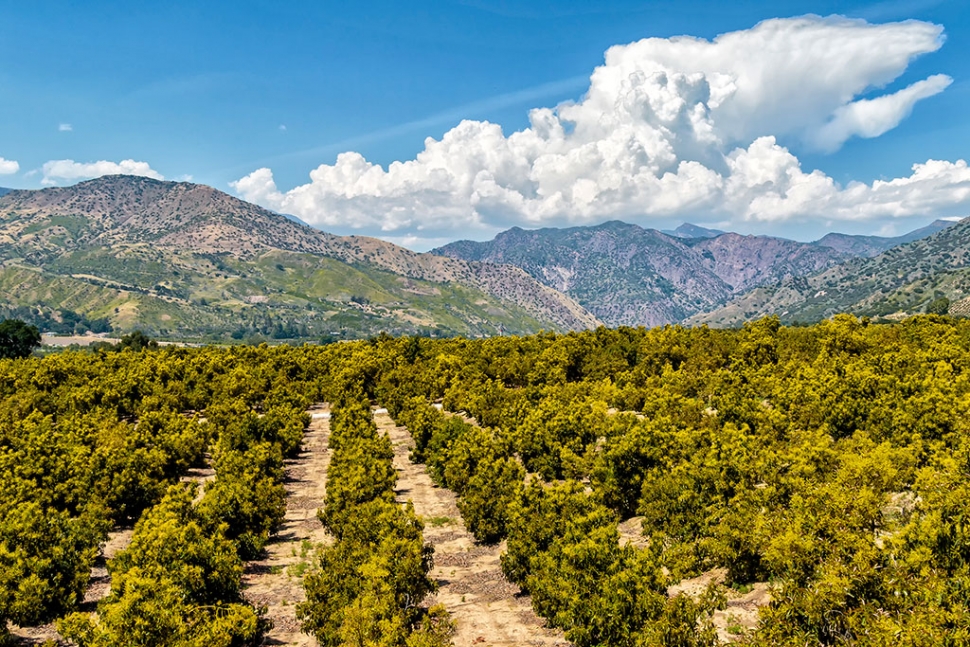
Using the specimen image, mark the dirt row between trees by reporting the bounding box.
[374,407,570,647]
[79,457,217,616]
[7,461,217,645]
[9,406,330,647]
[431,406,770,644]
[241,404,332,647]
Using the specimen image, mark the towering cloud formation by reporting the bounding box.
[233,15,966,241]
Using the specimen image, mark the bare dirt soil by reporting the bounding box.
[374,408,570,647]
[241,404,332,647]
[617,516,650,549]
[434,405,769,644]
[668,567,771,643]
[40,334,190,348]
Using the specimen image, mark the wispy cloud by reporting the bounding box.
[58,123,73,132]
[232,75,588,173]
[126,72,240,101]
[852,0,951,21]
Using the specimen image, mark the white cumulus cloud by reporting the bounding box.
[0,157,19,175]
[232,15,963,241]
[42,159,164,185]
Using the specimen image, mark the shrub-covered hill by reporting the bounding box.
[6,315,970,645]
[0,175,598,339]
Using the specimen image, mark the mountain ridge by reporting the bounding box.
[434,222,850,327]
[434,218,955,327]
[0,175,599,338]
[691,217,970,326]
[814,220,953,257]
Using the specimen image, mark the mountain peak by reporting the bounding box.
[435,219,849,328]
[664,223,727,239]
[0,174,323,257]
[0,176,599,335]
[815,219,957,258]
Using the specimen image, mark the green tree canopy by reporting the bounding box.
[0,318,41,359]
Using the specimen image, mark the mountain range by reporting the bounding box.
[691,217,970,326]
[1,174,964,340]
[434,219,955,328]
[0,176,596,340]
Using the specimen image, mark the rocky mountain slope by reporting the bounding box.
[435,219,955,328]
[815,220,953,258]
[0,176,598,339]
[434,221,854,327]
[691,217,970,326]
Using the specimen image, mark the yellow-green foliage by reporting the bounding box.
[376,316,970,646]
[0,342,328,643]
[7,316,970,646]
[299,399,452,647]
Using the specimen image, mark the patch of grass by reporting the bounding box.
[724,614,749,636]
[426,515,453,527]
[287,562,309,578]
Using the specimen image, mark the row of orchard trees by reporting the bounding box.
[389,397,721,646]
[368,315,970,646]
[298,386,453,647]
[59,395,311,645]
[0,343,336,645]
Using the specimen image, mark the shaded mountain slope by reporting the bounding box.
[814,220,954,258]
[435,221,851,327]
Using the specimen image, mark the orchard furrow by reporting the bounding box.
[6,459,217,646]
[241,403,332,647]
[82,458,216,611]
[374,407,570,647]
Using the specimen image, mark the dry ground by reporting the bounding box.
[241,404,332,647]
[432,406,771,644]
[374,407,570,647]
[667,567,772,643]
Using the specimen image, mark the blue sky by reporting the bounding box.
[1,0,968,247]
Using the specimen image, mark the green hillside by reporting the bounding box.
[0,176,597,340]
[0,247,549,340]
